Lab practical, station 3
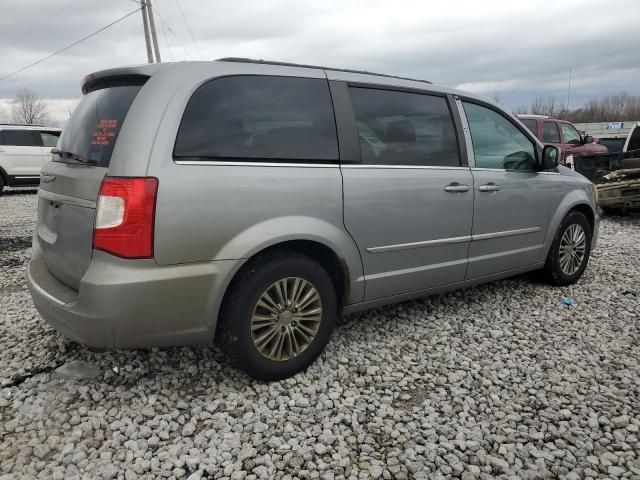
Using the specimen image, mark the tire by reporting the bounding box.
[0,176,4,196]
[216,250,337,381]
[542,211,592,286]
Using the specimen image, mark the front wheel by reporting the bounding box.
[542,211,592,286]
[216,250,337,380]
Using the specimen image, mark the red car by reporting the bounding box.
[518,115,608,162]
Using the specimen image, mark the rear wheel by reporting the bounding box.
[0,176,5,196]
[542,211,592,286]
[216,250,337,380]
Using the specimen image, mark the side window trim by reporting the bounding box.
[346,84,464,168]
[327,80,360,164]
[453,96,475,168]
[460,97,540,172]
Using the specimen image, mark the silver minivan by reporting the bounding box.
[27,58,599,380]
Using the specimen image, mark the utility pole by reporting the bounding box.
[567,68,572,110]
[140,0,154,63]
[147,0,162,62]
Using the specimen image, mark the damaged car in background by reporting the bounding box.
[572,123,640,213]
[598,167,640,212]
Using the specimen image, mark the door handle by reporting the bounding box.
[444,182,470,193]
[478,183,500,192]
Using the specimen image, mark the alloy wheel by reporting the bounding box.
[250,277,322,362]
[559,224,586,276]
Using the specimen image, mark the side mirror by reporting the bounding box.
[583,135,593,144]
[541,145,560,170]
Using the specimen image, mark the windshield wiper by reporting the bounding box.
[51,148,98,165]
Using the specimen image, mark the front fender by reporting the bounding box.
[539,188,596,262]
[215,215,365,304]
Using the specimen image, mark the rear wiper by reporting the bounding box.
[51,148,98,165]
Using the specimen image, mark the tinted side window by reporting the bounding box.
[40,131,61,148]
[561,123,581,145]
[463,102,536,171]
[521,119,538,136]
[349,87,460,167]
[2,130,40,147]
[174,76,338,161]
[542,121,561,143]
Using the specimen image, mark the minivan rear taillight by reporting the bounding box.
[93,177,158,258]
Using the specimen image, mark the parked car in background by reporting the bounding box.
[623,123,640,153]
[597,124,640,153]
[27,59,599,380]
[517,115,608,162]
[0,124,62,195]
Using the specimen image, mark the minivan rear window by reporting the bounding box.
[56,84,143,167]
[174,76,339,162]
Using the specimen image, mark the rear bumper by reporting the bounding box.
[27,236,238,349]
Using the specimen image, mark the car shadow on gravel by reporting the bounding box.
[0,189,38,196]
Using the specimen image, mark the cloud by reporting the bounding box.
[0,0,638,123]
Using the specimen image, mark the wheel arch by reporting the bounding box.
[213,216,364,305]
[540,190,596,262]
[230,239,351,310]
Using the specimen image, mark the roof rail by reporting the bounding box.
[0,123,47,127]
[216,57,432,85]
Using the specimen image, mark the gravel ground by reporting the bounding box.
[1,189,639,480]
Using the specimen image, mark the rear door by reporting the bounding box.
[461,100,552,279]
[0,129,43,179]
[37,82,144,289]
[340,85,474,300]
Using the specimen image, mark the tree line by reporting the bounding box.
[512,92,640,123]
[0,87,54,126]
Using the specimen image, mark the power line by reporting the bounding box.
[0,0,84,57]
[0,7,142,82]
[173,0,203,60]
[164,19,192,60]
[153,0,174,61]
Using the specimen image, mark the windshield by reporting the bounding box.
[57,84,142,167]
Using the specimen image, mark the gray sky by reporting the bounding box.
[1,0,639,124]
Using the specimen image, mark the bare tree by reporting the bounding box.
[514,92,640,123]
[0,105,10,123]
[490,92,503,104]
[10,87,52,125]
